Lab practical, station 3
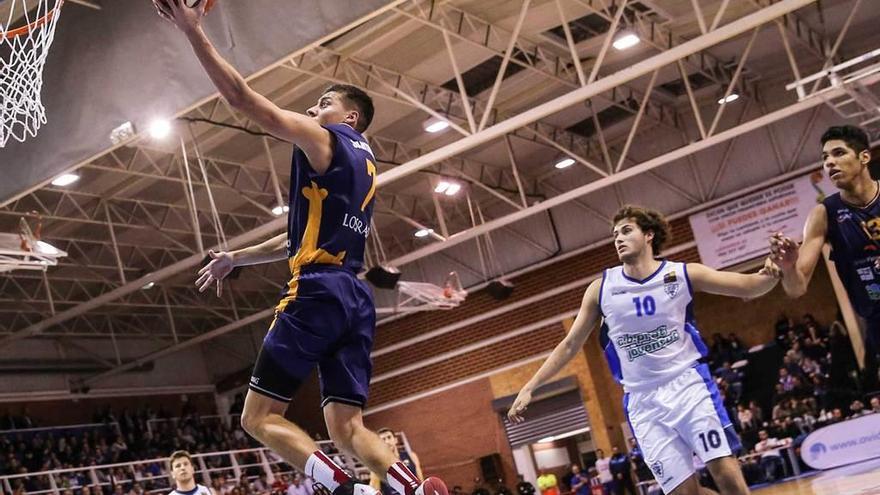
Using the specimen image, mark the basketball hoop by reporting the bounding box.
[0,214,66,272]
[396,271,467,311]
[1,0,64,147]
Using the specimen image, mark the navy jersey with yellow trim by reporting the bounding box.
[822,182,880,319]
[286,123,377,274]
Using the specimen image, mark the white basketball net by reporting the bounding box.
[1,0,64,147]
[395,272,467,312]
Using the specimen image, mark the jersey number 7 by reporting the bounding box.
[360,159,377,211]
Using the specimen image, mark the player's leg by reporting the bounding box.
[243,304,365,495]
[623,392,697,495]
[240,388,318,469]
[323,403,401,479]
[320,278,447,495]
[667,477,702,495]
[677,366,749,495]
[704,458,748,495]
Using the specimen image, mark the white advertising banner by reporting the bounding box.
[688,171,835,269]
[801,413,880,470]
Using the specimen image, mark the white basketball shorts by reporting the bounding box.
[623,363,741,493]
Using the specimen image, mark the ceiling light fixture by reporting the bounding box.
[434,181,451,194]
[444,183,461,196]
[271,205,289,216]
[555,158,576,169]
[414,228,434,238]
[424,119,450,133]
[612,31,640,51]
[718,93,740,104]
[50,173,79,187]
[148,118,172,139]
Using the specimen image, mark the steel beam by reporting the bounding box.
[378,0,817,187]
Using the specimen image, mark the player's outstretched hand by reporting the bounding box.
[769,232,799,272]
[507,388,533,424]
[759,257,782,279]
[196,250,234,297]
[153,0,207,32]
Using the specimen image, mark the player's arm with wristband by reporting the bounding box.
[507,278,602,423]
[770,204,828,298]
[153,1,334,174]
[686,261,779,299]
[196,232,288,296]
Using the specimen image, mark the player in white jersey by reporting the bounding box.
[508,206,780,495]
[168,451,214,495]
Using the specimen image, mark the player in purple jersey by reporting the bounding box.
[770,125,880,390]
[153,3,447,495]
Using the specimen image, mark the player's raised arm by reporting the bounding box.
[153,1,334,172]
[507,278,602,423]
[196,232,288,296]
[771,204,828,298]
[686,262,778,299]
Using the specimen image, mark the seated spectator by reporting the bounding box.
[800,357,822,377]
[754,430,790,482]
[850,400,868,417]
[727,333,747,361]
[748,401,764,424]
[778,368,795,392]
[786,341,804,364]
[775,315,793,345]
[871,397,880,414]
[828,408,845,424]
[789,376,813,400]
[737,404,754,431]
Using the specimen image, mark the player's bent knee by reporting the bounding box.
[240,409,263,437]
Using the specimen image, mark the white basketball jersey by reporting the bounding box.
[598,260,708,392]
[169,484,212,495]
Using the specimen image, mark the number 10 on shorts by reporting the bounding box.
[698,430,722,452]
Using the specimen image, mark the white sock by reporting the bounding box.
[305,451,351,492]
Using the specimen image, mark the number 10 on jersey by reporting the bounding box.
[632,296,656,317]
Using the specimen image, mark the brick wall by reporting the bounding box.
[364,379,517,491]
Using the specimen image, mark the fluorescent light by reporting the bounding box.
[148,118,172,139]
[141,281,155,290]
[613,32,640,51]
[537,436,555,443]
[555,158,576,169]
[718,93,740,104]
[271,205,289,216]
[35,241,60,255]
[424,120,450,133]
[444,183,461,196]
[414,228,434,238]
[434,181,451,194]
[51,173,79,187]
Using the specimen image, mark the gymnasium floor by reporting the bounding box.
[754,458,880,494]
